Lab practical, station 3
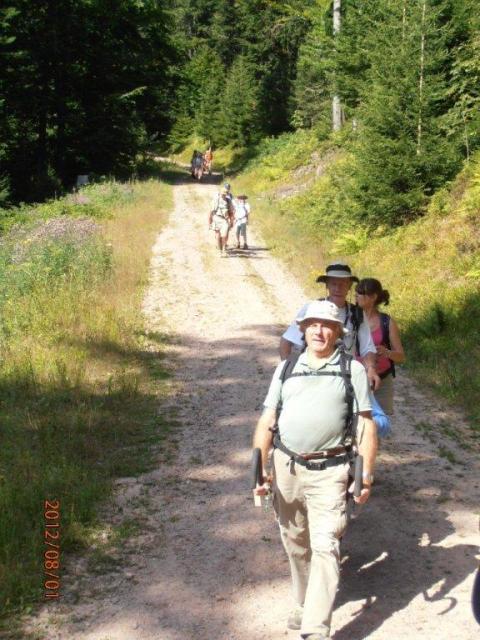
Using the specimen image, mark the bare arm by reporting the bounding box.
[279,337,293,360]
[363,352,381,391]
[355,411,378,504]
[252,408,276,490]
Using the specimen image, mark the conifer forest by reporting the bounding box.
[0,0,478,228]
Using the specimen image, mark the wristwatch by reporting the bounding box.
[362,472,374,485]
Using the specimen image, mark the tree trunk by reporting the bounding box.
[332,0,342,131]
[416,1,426,156]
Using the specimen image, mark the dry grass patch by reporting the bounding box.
[0,178,175,623]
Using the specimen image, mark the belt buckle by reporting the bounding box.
[306,460,326,471]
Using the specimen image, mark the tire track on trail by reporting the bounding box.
[23,176,480,640]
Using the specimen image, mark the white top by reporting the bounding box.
[233,199,250,223]
[282,300,376,358]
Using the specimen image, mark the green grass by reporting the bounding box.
[231,131,480,429]
[0,177,175,622]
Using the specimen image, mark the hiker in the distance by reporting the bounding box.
[208,185,234,256]
[253,299,377,639]
[355,277,406,414]
[190,150,198,177]
[223,182,233,203]
[280,263,381,391]
[203,147,213,174]
[233,194,250,249]
[193,151,204,179]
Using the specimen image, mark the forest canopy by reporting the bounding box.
[1,0,480,227]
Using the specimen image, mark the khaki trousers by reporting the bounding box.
[374,372,394,415]
[273,448,349,637]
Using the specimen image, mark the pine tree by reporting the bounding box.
[348,0,461,227]
[445,3,480,160]
[292,7,333,132]
[0,0,176,203]
[217,56,260,147]
[196,50,225,145]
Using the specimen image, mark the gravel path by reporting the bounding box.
[23,175,479,640]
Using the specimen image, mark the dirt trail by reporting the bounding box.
[24,176,479,640]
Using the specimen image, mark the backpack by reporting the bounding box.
[379,312,396,378]
[212,194,230,218]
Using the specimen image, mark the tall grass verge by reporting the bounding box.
[0,178,174,622]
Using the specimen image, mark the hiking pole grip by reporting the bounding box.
[251,448,263,507]
[353,454,364,498]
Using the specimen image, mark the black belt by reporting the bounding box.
[274,433,352,471]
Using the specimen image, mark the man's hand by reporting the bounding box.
[356,412,377,506]
[354,485,371,504]
[367,366,381,391]
[253,474,272,496]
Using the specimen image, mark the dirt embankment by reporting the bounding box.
[23,175,480,640]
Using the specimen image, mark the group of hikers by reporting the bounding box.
[253,262,406,639]
[190,147,213,180]
[208,182,250,255]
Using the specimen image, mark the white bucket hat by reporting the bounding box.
[296,300,349,334]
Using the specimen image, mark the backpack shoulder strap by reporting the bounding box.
[338,346,356,445]
[379,312,396,378]
[280,351,302,385]
[349,303,363,330]
[348,302,363,356]
[380,312,391,348]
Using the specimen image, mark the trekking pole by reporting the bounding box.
[251,448,265,508]
[353,454,364,498]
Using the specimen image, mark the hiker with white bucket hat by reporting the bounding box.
[253,299,377,639]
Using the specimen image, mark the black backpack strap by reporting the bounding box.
[380,312,395,378]
[280,351,302,384]
[347,302,363,356]
[338,344,356,446]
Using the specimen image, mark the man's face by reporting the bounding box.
[302,318,340,357]
[326,277,352,305]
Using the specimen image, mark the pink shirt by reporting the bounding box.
[371,324,391,375]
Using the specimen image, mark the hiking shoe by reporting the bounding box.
[243,244,249,249]
[236,242,240,249]
[287,607,303,630]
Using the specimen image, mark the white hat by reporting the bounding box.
[296,300,348,334]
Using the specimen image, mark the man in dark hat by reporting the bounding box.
[279,263,381,390]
